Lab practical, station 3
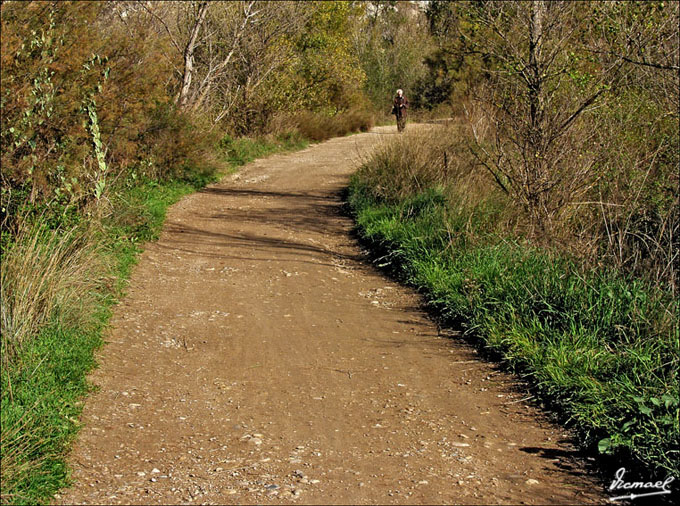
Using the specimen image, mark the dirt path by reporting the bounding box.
[57,126,605,505]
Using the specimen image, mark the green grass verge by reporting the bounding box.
[347,180,679,477]
[1,319,106,505]
[0,134,310,505]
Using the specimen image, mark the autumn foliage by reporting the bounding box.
[0,1,383,236]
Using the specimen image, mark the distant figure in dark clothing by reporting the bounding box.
[392,89,408,133]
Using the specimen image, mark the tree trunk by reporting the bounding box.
[178,2,209,109]
[528,0,544,135]
[528,0,546,234]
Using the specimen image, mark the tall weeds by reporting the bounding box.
[1,221,103,367]
[359,124,473,199]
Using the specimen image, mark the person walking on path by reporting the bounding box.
[392,89,408,133]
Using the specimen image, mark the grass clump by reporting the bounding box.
[0,221,105,505]
[1,224,103,365]
[348,126,679,477]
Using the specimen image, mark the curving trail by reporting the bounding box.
[57,126,604,505]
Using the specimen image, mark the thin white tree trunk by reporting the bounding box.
[178,2,209,109]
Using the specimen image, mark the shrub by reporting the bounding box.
[293,109,375,142]
[136,103,225,184]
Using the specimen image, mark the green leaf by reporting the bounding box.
[661,394,677,408]
[639,404,652,415]
[598,438,611,453]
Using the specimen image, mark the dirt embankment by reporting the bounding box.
[57,126,604,505]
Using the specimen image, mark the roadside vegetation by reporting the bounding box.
[349,0,678,478]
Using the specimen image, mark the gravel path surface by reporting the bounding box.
[57,126,604,505]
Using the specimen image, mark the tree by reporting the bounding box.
[463,1,625,234]
[413,0,486,110]
[354,1,432,110]
[177,1,209,109]
[290,1,366,113]
[429,0,678,286]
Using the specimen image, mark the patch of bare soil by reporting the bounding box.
[56,126,605,504]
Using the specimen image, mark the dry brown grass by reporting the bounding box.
[357,122,489,199]
[0,220,104,367]
[355,120,518,243]
[292,109,375,142]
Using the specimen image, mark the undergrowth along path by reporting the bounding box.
[58,126,604,505]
